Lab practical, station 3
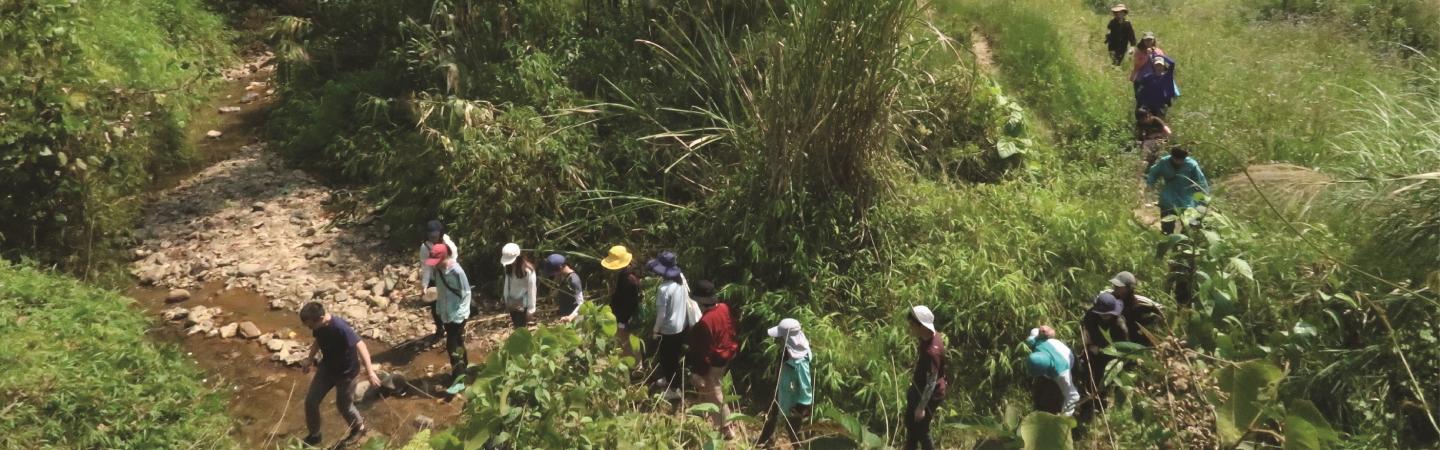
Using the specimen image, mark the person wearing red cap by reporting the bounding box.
[426,243,471,393]
[419,220,459,343]
[687,280,738,439]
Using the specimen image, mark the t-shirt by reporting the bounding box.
[912,333,948,403]
[653,280,689,336]
[1137,116,1168,140]
[313,316,361,376]
[688,303,739,372]
[611,268,641,322]
[554,272,584,310]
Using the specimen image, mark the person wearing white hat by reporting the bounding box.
[756,318,813,448]
[499,243,536,329]
[904,306,948,450]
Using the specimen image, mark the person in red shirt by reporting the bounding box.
[687,280,738,439]
[905,305,948,450]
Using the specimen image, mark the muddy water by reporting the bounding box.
[130,284,475,448]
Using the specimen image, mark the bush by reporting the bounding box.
[0,262,231,449]
[0,0,230,277]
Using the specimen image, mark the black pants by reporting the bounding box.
[508,310,528,329]
[757,403,809,448]
[1109,47,1126,66]
[904,386,937,450]
[656,332,686,390]
[1160,207,1177,234]
[444,321,468,383]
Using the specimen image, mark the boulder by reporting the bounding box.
[219,322,239,339]
[237,263,265,277]
[238,321,262,339]
[165,289,191,303]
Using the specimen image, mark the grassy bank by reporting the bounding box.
[0,0,230,279]
[0,262,231,449]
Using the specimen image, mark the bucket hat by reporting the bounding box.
[601,245,633,271]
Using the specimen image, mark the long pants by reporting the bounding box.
[1110,48,1126,66]
[444,321,468,383]
[1160,207,1178,235]
[305,370,362,437]
[508,310,528,329]
[691,365,732,433]
[757,403,809,447]
[656,333,686,390]
[904,386,938,450]
[431,304,445,337]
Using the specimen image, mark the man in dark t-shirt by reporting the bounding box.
[905,305,948,450]
[300,302,382,447]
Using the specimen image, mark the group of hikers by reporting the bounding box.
[291,4,1212,448]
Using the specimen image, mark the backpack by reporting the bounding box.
[685,298,702,329]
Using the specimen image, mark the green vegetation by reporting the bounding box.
[0,0,230,277]
[0,262,231,449]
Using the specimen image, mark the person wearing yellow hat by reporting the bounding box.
[1105,4,1136,67]
[601,245,642,364]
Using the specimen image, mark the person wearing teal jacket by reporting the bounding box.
[427,243,471,394]
[1026,326,1079,416]
[757,318,813,448]
[1146,147,1210,234]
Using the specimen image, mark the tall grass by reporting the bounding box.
[0,262,232,449]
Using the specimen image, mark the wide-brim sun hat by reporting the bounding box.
[601,245,632,271]
[1090,292,1125,316]
[768,318,801,338]
[425,243,450,267]
[500,242,521,266]
[910,305,937,333]
[1111,4,1128,13]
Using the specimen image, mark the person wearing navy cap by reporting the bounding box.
[542,253,583,323]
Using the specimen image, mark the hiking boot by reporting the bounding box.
[301,434,322,447]
[662,388,683,401]
[339,424,368,447]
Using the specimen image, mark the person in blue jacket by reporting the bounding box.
[1135,56,1178,118]
[1146,147,1209,235]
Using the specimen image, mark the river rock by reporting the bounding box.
[161,307,188,321]
[205,130,223,139]
[353,380,374,403]
[186,306,215,327]
[251,201,266,212]
[218,106,242,113]
[266,338,294,352]
[370,282,385,298]
[240,92,259,103]
[165,289,191,303]
[219,322,239,339]
[238,321,262,339]
[343,305,369,322]
[237,263,265,277]
[269,298,287,310]
[383,277,396,295]
[367,294,390,309]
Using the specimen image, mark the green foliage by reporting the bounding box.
[1019,411,1076,450]
[1256,0,1440,52]
[1284,400,1339,450]
[0,262,231,449]
[0,0,230,277]
[1212,360,1285,446]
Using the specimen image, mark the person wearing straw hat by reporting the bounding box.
[1130,31,1167,82]
[905,306,948,450]
[499,243,536,329]
[756,318,814,448]
[1025,325,1079,416]
[418,220,460,344]
[542,253,584,323]
[649,252,691,400]
[1105,4,1136,66]
[687,280,738,439]
[426,242,471,395]
[601,245,643,363]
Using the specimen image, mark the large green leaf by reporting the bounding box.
[1213,360,1284,446]
[1283,400,1338,450]
[1019,412,1075,450]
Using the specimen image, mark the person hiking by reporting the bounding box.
[687,280,738,439]
[418,220,459,344]
[542,253,583,323]
[1136,107,1172,169]
[1076,292,1126,418]
[1130,31,1166,82]
[428,243,471,394]
[1025,326,1079,416]
[650,256,691,400]
[299,302,382,448]
[905,306,948,450]
[1108,271,1164,347]
[1146,147,1210,235]
[499,243,536,329]
[1136,56,1179,118]
[756,318,814,448]
[1105,4,1136,67]
[601,245,643,364]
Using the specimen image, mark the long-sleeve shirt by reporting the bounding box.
[912,333,948,407]
[610,268,642,322]
[1146,155,1210,210]
[433,264,471,324]
[1130,47,1166,81]
[1024,333,1075,378]
[652,280,689,336]
[502,268,537,314]
[418,234,460,289]
[1106,19,1136,50]
[1136,61,1178,111]
[688,304,739,373]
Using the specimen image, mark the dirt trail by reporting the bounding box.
[126,50,512,448]
[971,29,997,72]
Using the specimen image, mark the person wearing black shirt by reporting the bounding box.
[1105,5,1137,66]
[299,302,382,448]
[601,245,643,364]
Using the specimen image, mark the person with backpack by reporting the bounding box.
[1146,147,1210,235]
[419,220,459,344]
[1130,31,1166,82]
[542,253,583,323]
[756,318,814,448]
[427,243,471,394]
[1076,292,1127,417]
[601,245,643,364]
[499,243,536,329]
[1136,56,1179,118]
[1025,326,1079,416]
[1108,271,1164,347]
[1105,4,1136,67]
[650,257,691,400]
[687,280,738,439]
[299,302,382,447]
[905,306,948,450]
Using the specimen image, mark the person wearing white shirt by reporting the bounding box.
[499,243,536,329]
[651,267,689,399]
